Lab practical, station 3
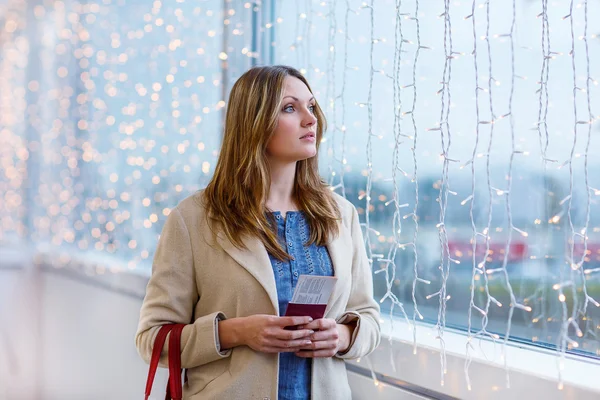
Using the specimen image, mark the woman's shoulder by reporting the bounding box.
[169,190,222,245]
[173,188,356,226]
[171,189,209,223]
[329,191,357,224]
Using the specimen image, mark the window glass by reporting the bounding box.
[273,0,600,360]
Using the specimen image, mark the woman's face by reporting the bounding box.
[265,76,318,165]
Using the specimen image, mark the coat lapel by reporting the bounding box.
[215,217,352,318]
[216,230,280,314]
[324,219,352,317]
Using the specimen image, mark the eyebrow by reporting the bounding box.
[283,96,315,102]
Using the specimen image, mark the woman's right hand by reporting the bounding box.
[239,315,315,353]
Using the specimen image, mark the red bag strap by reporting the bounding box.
[145,325,175,400]
[145,324,187,400]
[167,324,185,400]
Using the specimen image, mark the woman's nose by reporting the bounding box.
[303,111,317,127]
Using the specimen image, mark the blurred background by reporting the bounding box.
[1,0,600,399]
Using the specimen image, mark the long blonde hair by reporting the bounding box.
[203,65,341,262]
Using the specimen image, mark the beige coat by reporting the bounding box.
[136,190,381,399]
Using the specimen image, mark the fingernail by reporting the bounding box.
[308,318,313,322]
[308,330,315,334]
[305,340,312,345]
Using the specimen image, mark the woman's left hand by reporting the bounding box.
[294,318,354,358]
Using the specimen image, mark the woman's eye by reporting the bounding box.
[283,104,315,113]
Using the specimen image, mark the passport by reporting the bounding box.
[284,275,337,328]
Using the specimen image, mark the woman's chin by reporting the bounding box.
[298,149,317,161]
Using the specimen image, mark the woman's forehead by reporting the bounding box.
[282,76,312,99]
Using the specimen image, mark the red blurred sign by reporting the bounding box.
[448,241,527,262]
[573,243,600,260]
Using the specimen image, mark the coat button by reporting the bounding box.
[293,271,298,277]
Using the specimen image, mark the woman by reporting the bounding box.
[135,65,381,399]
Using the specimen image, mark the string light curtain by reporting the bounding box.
[1,0,600,393]
[273,0,600,391]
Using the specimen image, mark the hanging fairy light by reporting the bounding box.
[273,0,600,392]
[2,0,600,394]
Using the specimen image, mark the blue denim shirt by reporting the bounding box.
[266,210,335,400]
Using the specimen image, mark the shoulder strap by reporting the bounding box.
[167,324,186,400]
[145,325,175,400]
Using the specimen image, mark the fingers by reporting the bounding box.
[297,339,337,351]
[277,316,313,327]
[275,338,314,350]
[267,337,337,355]
[252,316,338,355]
[257,331,338,354]
[262,338,313,353]
[274,328,315,341]
[263,324,314,341]
[304,328,338,342]
[299,318,336,331]
[291,322,340,357]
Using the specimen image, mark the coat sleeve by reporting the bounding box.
[335,204,381,359]
[135,207,232,369]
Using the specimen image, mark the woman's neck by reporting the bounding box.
[265,196,298,213]
[266,160,298,212]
